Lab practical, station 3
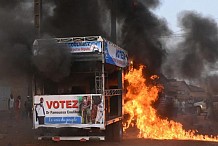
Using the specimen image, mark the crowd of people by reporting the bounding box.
[8,93,32,122]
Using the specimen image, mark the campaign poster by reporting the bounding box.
[33,94,104,128]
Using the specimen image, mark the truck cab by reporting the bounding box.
[193,97,218,116]
[193,100,207,115]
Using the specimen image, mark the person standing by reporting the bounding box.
[24,96,32,119]
[95,101,104,124]
[35,97,45,125]
[206,99,214,120]
[8,94,15,119]
[15,95,21,122]
[86,96,92,123]
[181,101,186,114]
[81,96,88,124]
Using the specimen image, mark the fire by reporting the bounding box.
[123,65,218,142]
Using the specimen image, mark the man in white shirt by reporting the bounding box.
[8,94,15,119]
[95,101,104,124]
[35,97,45,125]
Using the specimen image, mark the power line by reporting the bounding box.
[153,31,218,39]
[151,33,189,39]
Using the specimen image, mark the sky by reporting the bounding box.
[154,0,218,33]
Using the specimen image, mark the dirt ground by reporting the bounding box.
[1,111,218,146]
[173,113,218,136]
[0,110,35,146]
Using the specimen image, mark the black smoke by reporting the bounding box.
[41,0,107,37]
[32,36,72,82]
[120,1,170,74]
[0,0,170,81]
[105,0,170,74]
[162,11,218,80]
[40,0,170,77]
[0,0,34,78]
[34,0,109,81]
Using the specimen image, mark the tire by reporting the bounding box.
[105,120,123,142]
[113,120,123,142]
[105,123,113,141]
[196,106,201,115]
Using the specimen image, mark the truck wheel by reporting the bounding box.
[105,123,113,141]
[113,120,123,142]
[196,106,201,115]
[105,120,123,142]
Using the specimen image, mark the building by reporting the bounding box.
[165,79,207,101]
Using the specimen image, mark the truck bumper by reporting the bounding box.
[38,136,105,141]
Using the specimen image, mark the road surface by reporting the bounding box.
[1,111,218,146]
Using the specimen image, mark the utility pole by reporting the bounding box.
[111,0,118,43]
[30,0,42,97]
[34,0,42,38]
[111,0,123,117]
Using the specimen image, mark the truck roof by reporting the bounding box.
[33,36,128,68]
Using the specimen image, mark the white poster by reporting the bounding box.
[33,94,104,128]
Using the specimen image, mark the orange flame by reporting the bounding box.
[123,65,218,142]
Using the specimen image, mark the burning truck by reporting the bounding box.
[31,36,128,141]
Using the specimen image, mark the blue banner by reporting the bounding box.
[104,41,128,68]
[45,117,82,124]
